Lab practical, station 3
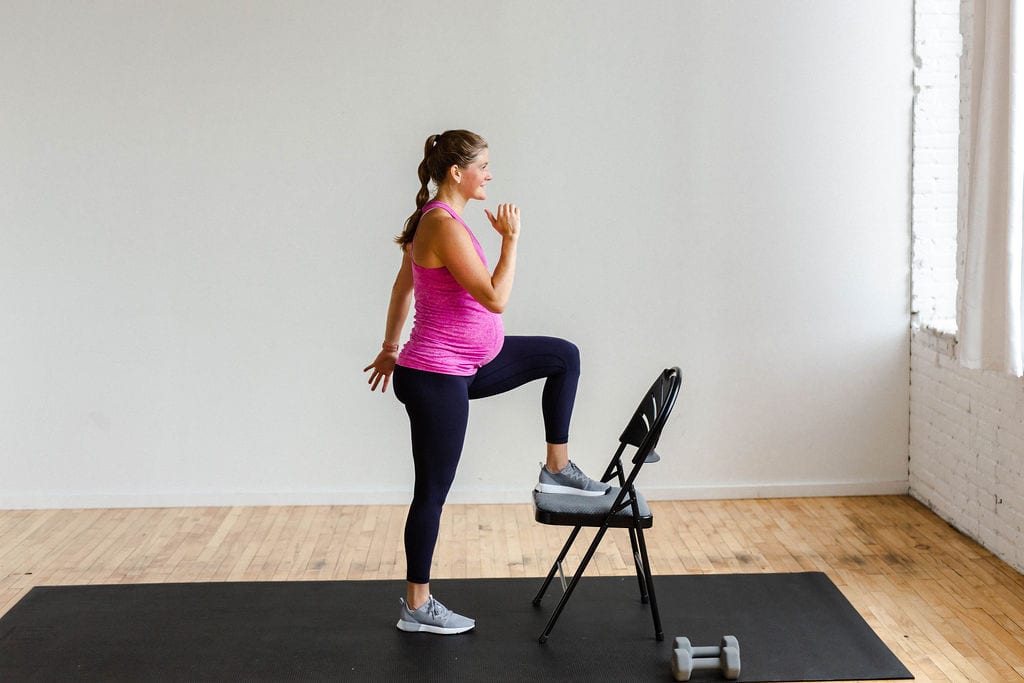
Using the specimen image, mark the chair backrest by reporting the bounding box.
[600,367,682,497]
[619,367,682,465]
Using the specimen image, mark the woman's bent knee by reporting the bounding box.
[553,338,580,375]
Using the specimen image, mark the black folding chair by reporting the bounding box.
[532,367,682,643]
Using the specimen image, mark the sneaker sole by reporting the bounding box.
[534,483,609,497]
[396,619,475,635]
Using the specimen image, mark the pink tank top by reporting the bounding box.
[397,201,505,376]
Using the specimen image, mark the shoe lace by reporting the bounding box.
[427,596,450,621]
[563,461,587,483]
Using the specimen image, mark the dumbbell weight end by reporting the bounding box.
[720,646,741,680]
[670,649,693,682]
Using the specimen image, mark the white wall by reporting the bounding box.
[1,1,914,509]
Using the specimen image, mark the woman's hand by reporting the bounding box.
[484,203,520,241]
[363,350,398,393]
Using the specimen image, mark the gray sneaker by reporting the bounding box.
[396,595,475,635]
[535,461,610,496]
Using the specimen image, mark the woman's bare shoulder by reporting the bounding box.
[412,210,468,266]
[417,209,467,243]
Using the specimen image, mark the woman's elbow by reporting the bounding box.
[476,292,507,313]
[469,286,507,313]
[483,300,506,314]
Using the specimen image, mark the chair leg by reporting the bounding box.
[538,525,611,643]
[635,527,663,641]
[533,526,582,606]
[627,527,649,604]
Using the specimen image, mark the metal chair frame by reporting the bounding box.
[532,367,682,643]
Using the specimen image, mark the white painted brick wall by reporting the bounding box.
[909,1,1024,574]
[912,0,961,325]
[910,327,1024,572]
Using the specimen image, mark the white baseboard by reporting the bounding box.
[0,489,413,510]
[0,479,910,510]
[448,479,911,504]
[641,480,911,501]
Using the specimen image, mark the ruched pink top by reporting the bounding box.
[397,201,505,376]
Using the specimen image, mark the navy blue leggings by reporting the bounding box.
[393,335,580,584]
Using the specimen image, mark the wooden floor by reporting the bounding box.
[1,495,1023,682]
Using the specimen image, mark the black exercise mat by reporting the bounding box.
[0,572,912,682]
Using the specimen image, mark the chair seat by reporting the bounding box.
[533,487,653,529]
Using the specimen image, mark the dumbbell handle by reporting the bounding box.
[673,635,740,658]
[690,655,726,671]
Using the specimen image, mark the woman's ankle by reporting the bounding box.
[407,582,430,610]
[545,442,569,472]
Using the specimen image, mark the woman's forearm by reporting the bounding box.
[486,237,517,313]
[383,252,414,345]
[384,284,413,345]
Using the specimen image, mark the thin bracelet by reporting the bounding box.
[382,341,399,352]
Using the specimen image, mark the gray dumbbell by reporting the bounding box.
[671,644,741,681]
[673,635,740,659]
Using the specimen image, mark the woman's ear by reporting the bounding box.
[449,165,461,185]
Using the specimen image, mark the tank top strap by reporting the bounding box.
[421,200,470,230]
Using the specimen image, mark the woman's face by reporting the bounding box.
[455,148,492,201]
